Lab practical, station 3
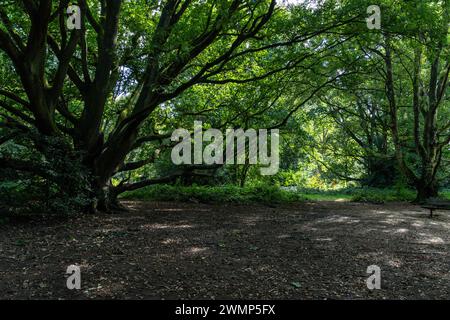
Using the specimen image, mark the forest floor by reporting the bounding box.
[1,201,450,299]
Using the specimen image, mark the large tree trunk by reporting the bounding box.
[383,32,448,203]
[415,181,439,203]
[88,178,127,213]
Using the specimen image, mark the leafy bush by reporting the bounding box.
[0,130,91,215]
[441,189,450,200]
[121,184,306,204]
[350,187,416,203]
[123,184,446,204]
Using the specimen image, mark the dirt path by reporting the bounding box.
[1,201,449,299]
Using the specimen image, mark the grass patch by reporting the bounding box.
[295,189,354,201]
[293,187,416,203]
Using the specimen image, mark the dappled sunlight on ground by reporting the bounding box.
[184,246,210,256]
[141,223,195,230]
[1,200,450,299]
[161,238,183,245]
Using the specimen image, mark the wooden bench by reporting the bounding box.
[421,199,450,218]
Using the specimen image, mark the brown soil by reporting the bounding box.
[1,201,449,299]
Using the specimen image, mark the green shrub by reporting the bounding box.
[350,187,416,203]
[121,184,445,205]
[441,189,450,200]
[0,131,91,215]
[121,184,305,205]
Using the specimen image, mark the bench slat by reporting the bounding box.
[422,205,450,209]
[421,201,450,218]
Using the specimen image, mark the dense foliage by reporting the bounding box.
[0,0,449,214]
